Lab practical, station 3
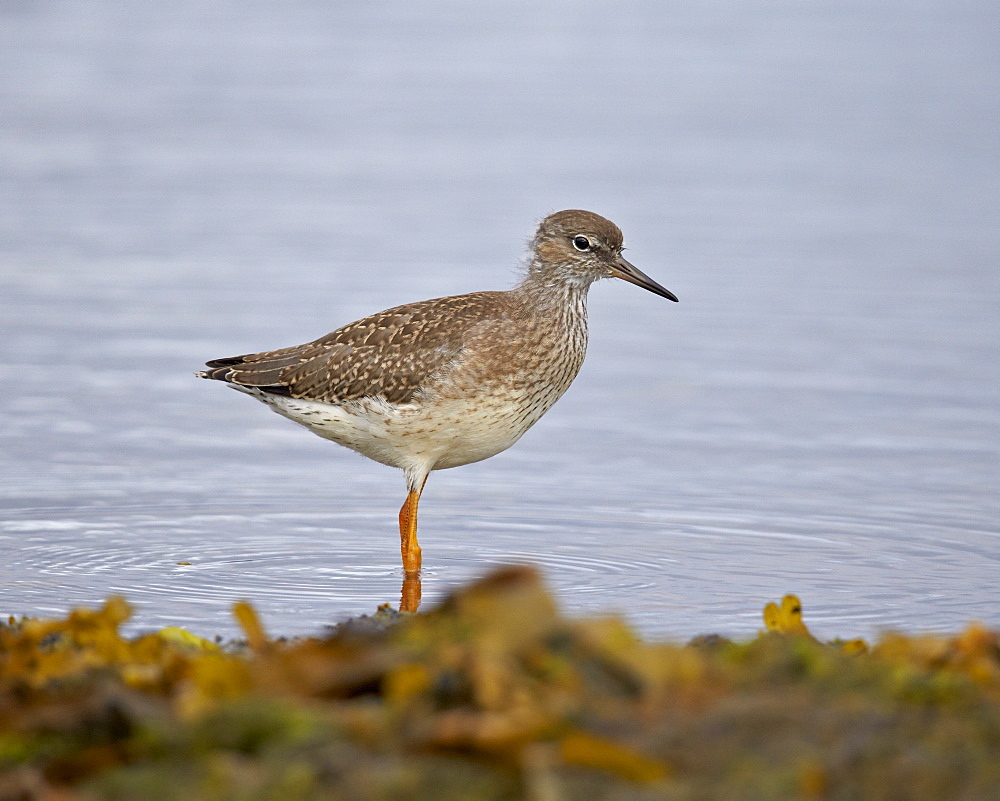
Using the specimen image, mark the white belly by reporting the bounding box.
[237,385,560,473]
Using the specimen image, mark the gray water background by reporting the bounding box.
[2,1,998,641]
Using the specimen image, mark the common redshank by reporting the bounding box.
[199,210,677,610]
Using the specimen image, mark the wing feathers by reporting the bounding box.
[200,292,512,405]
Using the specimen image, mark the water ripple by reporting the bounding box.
[2,491,996,641]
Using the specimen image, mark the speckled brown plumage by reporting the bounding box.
[202,292,517,405]
[198,209,677,605]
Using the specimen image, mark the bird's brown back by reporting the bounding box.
[201,291,517,405]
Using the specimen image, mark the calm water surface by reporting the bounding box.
[2,1,998,640]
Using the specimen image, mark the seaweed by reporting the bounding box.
[1,568,998,800]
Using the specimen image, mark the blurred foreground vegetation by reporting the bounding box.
[2,567,999,800]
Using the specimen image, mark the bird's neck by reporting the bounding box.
[516,261,593,316]
[512,266,591,365]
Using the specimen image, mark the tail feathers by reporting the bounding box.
[198,354,245,382]
[198,355,292,397]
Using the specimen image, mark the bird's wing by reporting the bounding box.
[200,291,511,405]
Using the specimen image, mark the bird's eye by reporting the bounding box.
[572,235,591,251]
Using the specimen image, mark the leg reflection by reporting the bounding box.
[400,570,422,612]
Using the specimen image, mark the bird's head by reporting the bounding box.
[529,209,678,301]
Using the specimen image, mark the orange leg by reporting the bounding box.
[398,487,424,612]
[398,489,423,573]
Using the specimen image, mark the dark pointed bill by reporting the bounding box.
[611,256,678,302]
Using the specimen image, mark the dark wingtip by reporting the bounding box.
[204,356,246,368]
